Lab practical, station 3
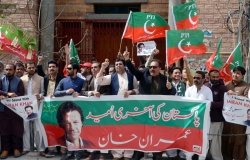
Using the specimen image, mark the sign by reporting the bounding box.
[41,95,210,156]
[1,95,39,121]
[223,93,250,126]
[137,41,156,56]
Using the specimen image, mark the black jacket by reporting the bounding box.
[125,60,176,95]
[44,75,64,96]
[205,80,228,122]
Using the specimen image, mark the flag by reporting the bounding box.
[69,39,80,65]
[220,42,243,82]
[166,30,206,65]
[0,24,37,62]
[172,1,198,30]
[122,11,169,43]
[205,38,223,71]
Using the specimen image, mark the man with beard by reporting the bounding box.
[54,63,84,97]
[0,63,25,159]
[43,60,64,97]
[222,66,249,160]
[15,62,25,78]
[21,61,47,156]
[96,58,139,160]
[185,71,213,160]
[123,50,176,160]
[204,69,227,160]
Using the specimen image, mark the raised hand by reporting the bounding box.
[123,50,130,61]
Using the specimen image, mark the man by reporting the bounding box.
[43,60,64,97]
[57,101,85,150]
[185,71,213,160]
[21,61,47,156]
[170,67,186,96]
[96,58,139,160]
[80,62,92,80]
[15,62,25,78]
[204,69,227,160]
[165,67,186,159]
[222,66,249,160]
[25,105,38,120]
[36,58,65,157]
[82,61,110,97]
[0,63,25,159]
[123,50,176,160]
[54,63,84,97]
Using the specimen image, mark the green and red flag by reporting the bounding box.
[0,24,37,62]
[166,30,206,65]
[122,11,169,43]
[42,95,210,156]
[205,38,223,71]
[220,42,243,82]
[172,1,198,30]
[69,39,80,65]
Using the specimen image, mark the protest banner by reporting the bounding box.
[223,93,250,126]
[1,95,39,121]
[41,95,210,156]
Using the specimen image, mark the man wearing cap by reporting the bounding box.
[80,62,92,80]
[222,66,249,160]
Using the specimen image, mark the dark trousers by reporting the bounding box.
[1,135,22,151]
[133,151,163,160]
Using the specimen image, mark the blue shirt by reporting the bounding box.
[54,76,84,97]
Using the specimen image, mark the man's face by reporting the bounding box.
[91,63,100,76]
[63,110,82,142]
[172,69,182,80]
[109,67,115,75]
[25,107,33,115]
[80,67,90,75]
[5,64,15,77]
[115,61,125,74]
[26,63,36,76]
[149,61,160,77]
[209,71,220,81]
[193,73,204,87]
[232,70,243,83]
[16,66,24,77]
[48,63,58,75]
[67,65,74,76]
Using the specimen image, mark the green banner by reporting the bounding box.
[41,95,210,156]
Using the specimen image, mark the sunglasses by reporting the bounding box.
[67,67,73,70]
[193,77,201,80]
[149,66,158,69]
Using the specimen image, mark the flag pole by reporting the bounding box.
[165,30,168,76]
[119,11,132,53]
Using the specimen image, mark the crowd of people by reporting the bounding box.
[0,46,249,160]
